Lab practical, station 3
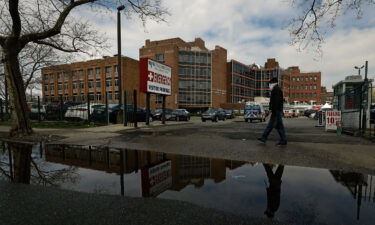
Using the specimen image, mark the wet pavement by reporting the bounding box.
[1,142,375,225]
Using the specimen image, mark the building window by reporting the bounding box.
[305,77,308,81]
[310,76,313,81]
[88,80,94,88]
[88,68,94,76]
[72,81,77,89]
[44,74,49,81]
[96,93,101,102]
[58,83,62,90]
[297,77,299,81]
[96,67,101,75]
[64,72,69,79]
[114,65,118,73]
[96,79,101,88]
[155,94,163,104]
[156,54,164,62]
[79,70,84,79]
[50,85,54,91]
[50,74,54,81]
[57,72,62,80]
[44,85,48,91]
[314,85,317,89]
[89,93,95,101]
[64,82,68,90]
[115,91,119,100]
[314,76,317,81]
[107,91,113,100]
[79,81,84,89]
[114,78,119,87]
[105,66,112,74]
[106,78,112,87]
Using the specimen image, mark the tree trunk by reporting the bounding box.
[10,142,32,184]
[3,44,33,137]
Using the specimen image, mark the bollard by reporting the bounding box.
[336,121,343,136]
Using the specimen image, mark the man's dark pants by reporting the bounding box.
[261,111,287,143]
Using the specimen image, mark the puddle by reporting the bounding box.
[1,142,375,225]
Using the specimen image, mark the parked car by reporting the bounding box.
[64,103,104,121]
[224,109,235,119]
[91,104,121,124]
[244,103,266,123]
[29,104,47,120]
[154,108,176,121]
[122,105,155,122]
[283,110,292,118]
[173,109,190,121]
[201,108,226,122]
[304,109,317,118]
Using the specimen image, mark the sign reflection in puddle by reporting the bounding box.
[1,142,375,225]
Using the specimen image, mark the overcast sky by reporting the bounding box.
[74,0,375,91]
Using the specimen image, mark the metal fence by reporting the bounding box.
[0,90,145,127]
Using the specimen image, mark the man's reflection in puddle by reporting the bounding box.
[263,163,284,218]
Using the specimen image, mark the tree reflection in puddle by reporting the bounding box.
[0,141,79,186]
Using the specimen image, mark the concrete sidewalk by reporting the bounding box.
[0,181,286,225]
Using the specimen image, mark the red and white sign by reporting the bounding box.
[325,111,341,131]
[140,58,172,95]
[141,160,172,197]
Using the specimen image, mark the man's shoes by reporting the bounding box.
[257,138,266,143]
[276,141,287,146]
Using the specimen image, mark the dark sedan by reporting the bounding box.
[173,109,190,121]
[201,108,226,122]
[154,108,176,121]
[224,109,235,119]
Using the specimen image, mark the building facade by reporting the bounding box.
[41,55,150,106]
[227,58,281,103]
[282,66,322,104]
[139,38,227,111]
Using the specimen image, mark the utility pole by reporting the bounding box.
[117,5,125,108]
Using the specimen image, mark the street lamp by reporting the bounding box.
[354,65,364,76]
[117,5,125,107]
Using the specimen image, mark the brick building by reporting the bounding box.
[139,37,227,111]
[320,86,334,104]
[281,66,321,104]
[227,58,281,103]
[41,55,150,107]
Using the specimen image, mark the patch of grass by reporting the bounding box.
[0,120,100,129]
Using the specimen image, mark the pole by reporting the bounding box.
[37,96,41,123]
[4,74,8,114]
[362,61,369,134]
[146,93,150,125]
[0,98,3,122]
[124,90,127,126]
[59,95,63,121]
[105,91,109,125]
[162,95,166,124]
[87,93,90,123]
[133,89,137,128]
[117,9,122,108]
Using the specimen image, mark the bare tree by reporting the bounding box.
[288,0,375,54]
[0,0,169,137]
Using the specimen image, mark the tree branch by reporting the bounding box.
[8,0,22,37]
[20,0,96,45]
[33,40,79,53]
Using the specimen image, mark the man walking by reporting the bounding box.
[258,77,287,146]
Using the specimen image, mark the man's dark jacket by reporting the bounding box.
[269,85,283,112]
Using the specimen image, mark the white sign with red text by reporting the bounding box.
[325,111,341,131]
[140,58,172,95]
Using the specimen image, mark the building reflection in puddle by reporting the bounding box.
[1,142,375,224]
